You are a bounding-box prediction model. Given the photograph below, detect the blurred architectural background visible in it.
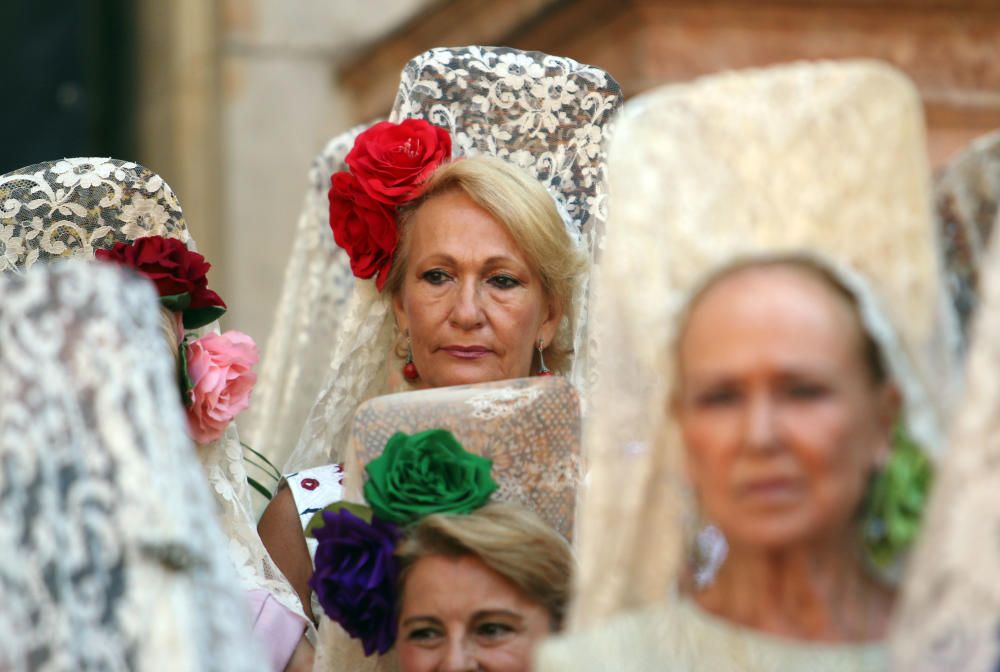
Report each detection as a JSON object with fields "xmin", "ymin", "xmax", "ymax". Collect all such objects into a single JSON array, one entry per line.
[{"xmin": 5, "ymin": 0, "xmax": 1000, "ymax": 352}]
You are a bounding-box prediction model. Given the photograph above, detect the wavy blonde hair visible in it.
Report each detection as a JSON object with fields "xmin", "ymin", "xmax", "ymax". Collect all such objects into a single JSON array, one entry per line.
[
  {"xmin": 395, "ymin": 502, "xmax": 574, "ymax": 630},
  {"xmin": 384, "ymin": 156, "xmax": 584, "ymax": 373}
]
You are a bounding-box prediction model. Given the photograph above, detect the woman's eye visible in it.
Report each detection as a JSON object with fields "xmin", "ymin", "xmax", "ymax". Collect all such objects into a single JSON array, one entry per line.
[
  {"xmin": 785, "ymin": 383, "xmax": 828, "ymax": 400},
  {"xmin": 695, "ymin": 389, "xmax": 740, "ymax": 407},
  {"xmin": 406, "ymin": 627, "xmax": 443, "ymax": 642},
  {"xmin": 488, "ymin": 274, "xmax": 521, "ymax": 289},
  {"xmin": 421, "ymin": 269, "xmax": 450, "ymax": 285},
  {"xmin": 475, "ymin": 622, "xmax": 516, "ymax": 639}
]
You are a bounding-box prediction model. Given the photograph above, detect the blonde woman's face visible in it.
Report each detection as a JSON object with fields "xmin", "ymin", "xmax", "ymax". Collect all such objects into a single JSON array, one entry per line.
[
  {"xmin": 674, "ymin": 266, "xmax": 896, "ymax": 551},
  {"xmin": 392, "ymin": 191, "xmax": 560, "ymax": 388},
  {"xmin": 397, "ymin": 554, "xmax": 551, "ymax": 672}
]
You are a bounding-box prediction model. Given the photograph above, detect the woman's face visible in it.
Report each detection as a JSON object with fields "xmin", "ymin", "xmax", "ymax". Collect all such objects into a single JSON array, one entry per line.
[
  {"xmin": 397, "ymin": 554, "xmax": 552, "ymax": 672},
  {"xmin": 392, "ymin": 190, "xmax": 560, "ymax": 389},
  {"xmin": 675, "ymin": 265, "xmax": 897, "ymax": 551}
]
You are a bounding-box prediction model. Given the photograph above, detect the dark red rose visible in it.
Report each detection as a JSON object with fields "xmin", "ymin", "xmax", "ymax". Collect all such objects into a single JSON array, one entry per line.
[
  {"xmin": 95, "ymin": 235, "xmax": 226, "ymax": 328},
  {"xmin": 328, "ymin": 172, "xmax": 398, "ymax": 291},
  {"xmin": 345, "ymin": 119, "xmax": 452, "ymax": 205}
]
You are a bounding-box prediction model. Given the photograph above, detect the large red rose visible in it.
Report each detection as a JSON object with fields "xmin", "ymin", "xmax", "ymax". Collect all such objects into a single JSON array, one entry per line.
[
  {"xmin": 328, "ymin": 172, "xmax": 398, "ymax": 290},
  {"xmin": 345, "ymin": 119, "xmax": 452, "ymax": 205},
  {"xmin": 96, "ymin": 235, "xmax": 226, "ymax": 328}
]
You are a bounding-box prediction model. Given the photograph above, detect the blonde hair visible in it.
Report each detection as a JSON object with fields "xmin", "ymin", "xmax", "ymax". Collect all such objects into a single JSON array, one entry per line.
[
  {"xmin": 395, "ymin": 502, "xmax": 574, "ymax": 631},
  {"xmin": 158, "ymin": 306, "xmax": 181, "ymax": 362},
  {"xmin": 384, "ymin": 156, "xmax": 584, "ymax": 373}
]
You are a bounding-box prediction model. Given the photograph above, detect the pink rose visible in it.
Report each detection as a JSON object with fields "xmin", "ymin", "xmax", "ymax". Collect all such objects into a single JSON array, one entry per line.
[{"xmin": 184, "ymin": 331, "xmax": 258, "ymax": 445}]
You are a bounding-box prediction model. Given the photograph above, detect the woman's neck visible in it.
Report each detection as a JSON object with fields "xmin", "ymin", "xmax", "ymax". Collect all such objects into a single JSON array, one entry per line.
[{"xmin": 692, "ymin": 533, "xmax": 894, "ymax": 643}]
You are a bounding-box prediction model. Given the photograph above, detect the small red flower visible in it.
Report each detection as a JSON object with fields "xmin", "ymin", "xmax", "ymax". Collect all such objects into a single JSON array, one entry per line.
[
  {"xmin": 302, "ymin": 478, "xmax": 320, "ymax": 491},
  {"xmin": 96, "ymin": 235, "xmax": 226, "ymax": 328}
]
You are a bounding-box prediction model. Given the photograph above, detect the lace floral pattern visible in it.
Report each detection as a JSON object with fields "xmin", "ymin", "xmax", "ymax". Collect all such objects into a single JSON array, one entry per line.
[
  {"xmin": 284, "ymin": 46, "xmax": 622, "ymax": 474},
  {"xmin": 935, "ymin": 130, "xmax": 1000, "ymax": 339},
  {"xmin": 0, "ymin": 261, "xmax": 265, "ymax": 671},
  {"xmin": 0, "ymin": 158, "xmax": 189, "ymax": 271},
  {"xmin": 892, "ymin": 211, "xmax": 1000, "ymax": 671},
  {"xmin": 0, "ymin": 158, "xmax": 307, "ymax": 631},
  {"xmin": 349, "ymin": 377, "xmax": 581, "ymax": 539},
  {"xmin": 245, "ymin": 123, "xmax": 374, "ymax": 470}
]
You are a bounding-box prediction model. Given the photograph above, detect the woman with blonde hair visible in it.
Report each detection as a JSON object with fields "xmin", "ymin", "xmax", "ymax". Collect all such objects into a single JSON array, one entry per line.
[
  {"xmin": 258, "ymin": 46, "xmax": 622, "ymax": 622},
  {"xmin": 395, "ymin": 503, "xmax": 573, "ymax": 671}
]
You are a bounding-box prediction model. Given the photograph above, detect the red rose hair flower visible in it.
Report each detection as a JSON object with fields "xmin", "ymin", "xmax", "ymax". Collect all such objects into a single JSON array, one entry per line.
[
  {"xmin": 328, "ymin": 172, "xmax": 399, "ymax": 291},
  {"xmin": 346, "ymin": 119, "xmax": 452, "ymax": 205},
  {"xmin": 329, "ymin": 119, "xmax": 452, "ymax": 291},
  {"xmin": 96, "ymin": 235, "xmax": 226, "ymax": 328}
]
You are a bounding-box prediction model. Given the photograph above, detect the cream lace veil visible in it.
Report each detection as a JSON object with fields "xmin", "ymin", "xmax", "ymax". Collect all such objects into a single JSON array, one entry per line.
[
  {"xmin": 568, "ymin": 60, "xmax": 960, "ymax": 630},
  {"xmin": 892, "ymin": 134, "xmax": 1000, "ymax": 672},
  {"xmin": 0, "ymin": 260, "xmax": 265, "ymax": 671},
  {"xmin": 245, "ymin": 122, "xmax": 377, "ymax": 472},
  {"xmin": 283, "ymin": 46, "xmax": 623, "ymax": 474},
  {"xmin": 0, "ymin": 159, "xmax": 307, "ymax": 623},
  {"xmin": 935, "ymin": 129, "xmax": 1000, "ymax": 339}
]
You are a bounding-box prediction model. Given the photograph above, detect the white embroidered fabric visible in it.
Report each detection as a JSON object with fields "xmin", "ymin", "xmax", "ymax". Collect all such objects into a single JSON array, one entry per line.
[
  {"xmin": 0, "ymin": 261, "xmax": 266, "ymax": 672},
  {"xmin": 935, "ymin": 129, "xmax": 1000, "ymax": 339},
  {"xmin": 0, "ymin": 159, "xmax": 307, "ymax": 626},
  {"xmin": 283, "ymin": 45, "xmax": 623, "ymax": 475},
  {"xmin": 892, "ymin": 173, "xmax": 1000, "ymax": 672},
  {"xmin": 245, "ymin": 122, "xmax": 377, "ymax": 471},
  {"xmin": 568, "ymin": 61, "xmax": 960, "ymax": 631}
]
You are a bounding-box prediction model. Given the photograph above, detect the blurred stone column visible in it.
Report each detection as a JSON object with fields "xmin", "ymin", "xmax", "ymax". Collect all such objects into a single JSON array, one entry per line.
[{"xmin": 135, "ymin": 0, "xmax": 225, "ymax": 281}]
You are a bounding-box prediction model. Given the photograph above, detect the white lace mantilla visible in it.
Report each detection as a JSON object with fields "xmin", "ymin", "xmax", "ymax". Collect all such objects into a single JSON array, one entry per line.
[
  {"xmin": 0, "ymin": 158, "xmax": 307, "ymax": 629},
  {"xmin": 283, "ymin": 45, "xmax": 622, "ymax": 474},
  {"xmin": 245, "ymin": 123, "xmax": 375, "ymax": 471},
  {"xmin": 892, "ymin": 212, "xmax": 1000, "ymax": 672},
  {"xmin": 0, "ymin": 157, "xmax": 189, "ymax": 271},
  {"xmin": 570, "ymin": 61, "xmax": 960, "ymax": 631},
  {"xmin": 0, "ymin": 261, "xmax": 265, "ymax": 671}
]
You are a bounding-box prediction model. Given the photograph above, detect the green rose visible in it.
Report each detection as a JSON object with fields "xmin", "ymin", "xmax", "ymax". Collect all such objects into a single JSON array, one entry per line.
[{"xmin": 363, "ymin": 429, "xmax": 498, "ymax": 525}]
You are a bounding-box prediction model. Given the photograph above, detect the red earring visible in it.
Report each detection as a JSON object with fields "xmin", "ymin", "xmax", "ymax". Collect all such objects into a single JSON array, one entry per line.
[
  {"xmin": 403, "ymin": 333, "xmax": 419, "ymax": 381},
  {"xmin": 536, "ymin": 339, "xmax": 553, "ymax": 377}
]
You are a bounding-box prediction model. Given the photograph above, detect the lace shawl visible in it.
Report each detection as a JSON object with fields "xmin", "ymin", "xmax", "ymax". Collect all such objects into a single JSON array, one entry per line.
[
  {"xmin": 568, "ymin": 60, "xmax": 960, "ymax": 630},
  {"xmin": 0, "ymin": 261, "xmax": 265, "ymax": 672},
  {"xmin": 0, "ymin": 158, "xmax": 306, "ymax": 625},
  {"xmin": 244, "ymin": 122, "xmax": 376, "ymax": 471},
  {"xmin": 935, "ymin": 129, "xmax": 1000, "ymax": 339},
  {"xmin": 892, "ymin": 135, "xmax": 1000, "ymax": 672}
]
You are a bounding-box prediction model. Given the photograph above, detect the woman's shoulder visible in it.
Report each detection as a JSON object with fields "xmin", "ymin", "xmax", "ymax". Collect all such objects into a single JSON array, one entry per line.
[{"xmin": 536, "ymin": 600, "xmax": 889, "ymax": 672}]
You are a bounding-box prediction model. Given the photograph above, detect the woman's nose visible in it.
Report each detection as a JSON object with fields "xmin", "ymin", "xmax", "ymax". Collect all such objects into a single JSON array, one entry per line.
[
  {"xmin": 438, "ymin": 637, "xmax": 478, "ymax": 672},
  {"xmin": 743, "ymin": 393, "xmax": 779, "ymax": 453},
  {"xmin": 449, "ymin": 279, "xmax": 485, "ymax": 329}
]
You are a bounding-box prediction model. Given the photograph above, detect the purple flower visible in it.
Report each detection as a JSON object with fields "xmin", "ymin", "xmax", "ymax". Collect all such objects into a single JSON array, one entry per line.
[{"xmin": 308, "ymin": 507, "xmax": 400, "ymax": 655}]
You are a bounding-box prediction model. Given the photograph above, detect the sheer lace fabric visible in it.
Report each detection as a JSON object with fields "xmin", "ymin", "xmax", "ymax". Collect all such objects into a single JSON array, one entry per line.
[
  {"xmin": 0, "ymin": 157, "xmax": 189, "ymax": 271},
  {"xmin": 0, "ymin": 158, "xmax": 307, "ymax": 626},
  {"xmin": 0, "ymin": 261, "xmax": 265, "ymax": 672},
  {"xmin": 892, "ymin": 190, "xmax": 1000, "ymax": 671},
  {"xmin": 284, "ymin": 46, "xmax": 623, "ymax": 475},
  {"xmin": 569, "ymin": 61, "xmax": 958, "ymax": 631},
  {"xmin": 245, "ymin": 122, "xmax": 377, "ymax": 471},
  {"xmin": 348, "ymin": 377, "xmax": 581, "ymax": 538},
  {"xmin": 935, "ymin": 130, "xmax": 1000, "ymax": 338}
]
